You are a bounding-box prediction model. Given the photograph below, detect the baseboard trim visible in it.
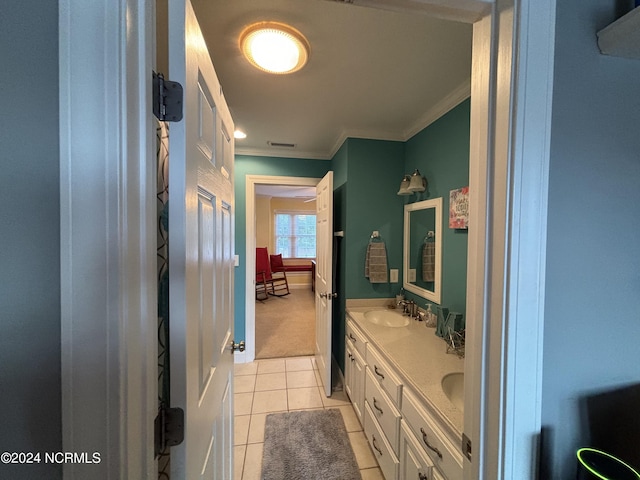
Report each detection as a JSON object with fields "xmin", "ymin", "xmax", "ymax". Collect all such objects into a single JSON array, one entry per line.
[{"xmin": 234, "ymin": 351, "xmax": 248, "ymax": 364}]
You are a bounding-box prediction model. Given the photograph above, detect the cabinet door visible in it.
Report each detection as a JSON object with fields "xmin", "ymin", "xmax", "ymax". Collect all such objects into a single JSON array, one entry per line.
[
  {"xmin": 345, "ymin": 338, "xmax": 355, "ymax": 402},
  {"xmin": 351, "ymin": 344, "xmax": 366, "ymax": 423},
  {"xmin": 400, "ymin": 421, "xmax": 433, "ymax": 480}
]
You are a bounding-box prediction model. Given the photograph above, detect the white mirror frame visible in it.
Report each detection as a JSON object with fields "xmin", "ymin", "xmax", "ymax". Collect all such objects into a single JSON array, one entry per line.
[{"xmin": 403, "ymin": 197, "xmax": 442, "ymax": 303}]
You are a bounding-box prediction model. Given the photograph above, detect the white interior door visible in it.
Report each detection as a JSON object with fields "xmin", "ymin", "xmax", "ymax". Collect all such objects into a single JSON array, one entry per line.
[
  {"xmin": 315, "ymin": 171, "xmax": 334, "ymax": 397},
  {"xmin": 168, "ymin": 1, "xmax": 235, "ymax": 478}
]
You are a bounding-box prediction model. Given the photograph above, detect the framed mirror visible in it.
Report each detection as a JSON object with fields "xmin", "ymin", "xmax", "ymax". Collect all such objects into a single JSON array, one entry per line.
[{"xmin": 403, "ymin": 197, "xmax": 442, "ymax": 303}]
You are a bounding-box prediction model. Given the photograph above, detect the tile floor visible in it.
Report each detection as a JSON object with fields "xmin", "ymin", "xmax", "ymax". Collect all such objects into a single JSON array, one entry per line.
[{"xmin": 234, "ymin": 356, "xmax": 384, "ymax": 480}]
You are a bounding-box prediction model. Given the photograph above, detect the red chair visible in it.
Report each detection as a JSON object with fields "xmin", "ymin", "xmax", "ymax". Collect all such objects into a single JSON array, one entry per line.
[{"xmin": 255, "ymin": 247, "xmax": 290, "ymax": 300}]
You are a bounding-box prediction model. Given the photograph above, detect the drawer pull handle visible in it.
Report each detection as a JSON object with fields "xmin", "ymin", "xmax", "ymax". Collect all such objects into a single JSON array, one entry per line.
[
  {"xmin": 419, "ymin": 474, "xmax": 428, "ymax": 480},
  {"xmin": 348, "ymin": 353, "xmax": 353, "ymax": 359},
  {"xmin": 374, "ymin": 365, "xmax": 385, "ymax": 380},
  {"xmin": 349, "ymin": 333, "xmax": 357, "ymax": 342},
  {"xmin": 373, "ymin": 397, "xmax": 384, "ymax": 415},
  {"xmin": 420, "ymin": 427, "xmax": 443, "ymax": 459},
  {"xmin": 372, "ymin": 435, "xmax": 383, "ymax": 456}
]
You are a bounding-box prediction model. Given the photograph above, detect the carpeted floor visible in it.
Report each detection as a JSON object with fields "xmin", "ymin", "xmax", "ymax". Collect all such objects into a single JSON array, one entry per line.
[
  {"xmin": 255, "ymin": 288, "xmax": 316, "ymax": 359},
  {"xmin": 261, "ymin": 409, "xmax": 361, "ymax": 480}
]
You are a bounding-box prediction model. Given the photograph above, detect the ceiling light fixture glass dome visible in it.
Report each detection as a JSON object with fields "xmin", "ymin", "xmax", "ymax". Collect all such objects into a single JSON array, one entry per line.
[{"xmin": 240, "ymin": 22, "xmax": 310, "ymax": 74}]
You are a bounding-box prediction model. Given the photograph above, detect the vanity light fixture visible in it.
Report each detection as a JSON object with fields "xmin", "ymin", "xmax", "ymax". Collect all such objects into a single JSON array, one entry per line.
[
  {"xmin": 239, "ymin": 22, "xmax": 310, "ymax": 74},
  {"xmin": 407, "ymin": 169, "xmax": 427, "ymax": 193},
  {"xmin": 397, "ymin": 175, "xmax": 412, "ymax": 195}
]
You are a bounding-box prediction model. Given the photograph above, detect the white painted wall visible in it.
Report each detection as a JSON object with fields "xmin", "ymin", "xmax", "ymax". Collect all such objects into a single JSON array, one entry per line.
[{"xmin": 542, "ymin": 0, "xmax": 640, "ymax": 477}]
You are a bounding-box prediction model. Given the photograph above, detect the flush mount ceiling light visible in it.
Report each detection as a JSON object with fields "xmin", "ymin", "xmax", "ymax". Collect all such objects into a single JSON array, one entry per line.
[{"xmin": 240, "ymin": 22, "xmax": 310, "ymax": 74}]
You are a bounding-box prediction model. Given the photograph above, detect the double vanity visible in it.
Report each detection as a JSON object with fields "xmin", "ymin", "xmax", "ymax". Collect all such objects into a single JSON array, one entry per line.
[{"xmin": 344, "ymin": 300, "xmax": 464, "ymax": 480}]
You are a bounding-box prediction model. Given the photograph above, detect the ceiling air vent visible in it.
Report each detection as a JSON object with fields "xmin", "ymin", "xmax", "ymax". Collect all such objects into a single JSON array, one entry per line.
[{"xmin": 267, "ymin": 141, "xmax": 296, "ymax": 149}]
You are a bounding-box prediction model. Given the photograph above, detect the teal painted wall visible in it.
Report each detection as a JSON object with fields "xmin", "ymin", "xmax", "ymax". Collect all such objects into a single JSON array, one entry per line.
[
  {"xmin": 331, "ymin": 138, "xmax": 405, "ymax": 371},
  {"xmin": 0, "ymin": 2, "xmax": 62, "ymax": 479},
  {"xmin": 234, "ymin": 155, "xmax": 331, "ymax": 340},
  {"xmin": 404, "ymin": 99, "xmax": 470, "ymax": 319},
  {"xmin": 331, "ymin": 142, "xmax": 349, "ymax": 368},
  {"xmin": 234, "ymin": 103, "xmax": 470, "ymax": 373}
]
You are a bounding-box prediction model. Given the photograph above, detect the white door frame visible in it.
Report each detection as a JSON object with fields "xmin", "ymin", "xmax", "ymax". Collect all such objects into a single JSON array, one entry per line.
[
  {"xmin": 60, "ymin": 0, "xmax": 555, "ymax": 478},
  {"xmin": 59, "ymin": 0, "xmax": 156, "ymax": 478},
  {"xmin": 243, "ymin": 175, "xmax": 322, "ymax": 363}
]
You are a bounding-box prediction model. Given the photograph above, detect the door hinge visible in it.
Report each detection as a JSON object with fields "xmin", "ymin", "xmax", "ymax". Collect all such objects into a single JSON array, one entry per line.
[
  {"xmin": 153, "ymin": 71, "xmax": 183, "ymax": 122},
  {"xmin": 154, "ymin": 406, "xmax": 185, "ymax": 458},
  {"xmin": 231, "ymin": 340, "xmax": 246, "ymax": 354},
  {"xmin": 462, "ymin": 432, "xmax": 472, "ymax": 461}
]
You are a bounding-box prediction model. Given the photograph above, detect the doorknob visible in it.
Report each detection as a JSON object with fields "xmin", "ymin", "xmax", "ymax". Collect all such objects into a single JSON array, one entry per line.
[
  {"xmin": 230, "ymin": 340, "xmax": 245, "ymax": 354},
  {"xmin": 319, "ymin": 292, "xmax": 337, "ymax": 299}
]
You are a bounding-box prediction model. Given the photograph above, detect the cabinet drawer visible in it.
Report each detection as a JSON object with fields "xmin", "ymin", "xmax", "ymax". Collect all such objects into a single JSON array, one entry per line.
[
  {"xmin": 400, "ymin": 420, "xmax": 434, "ymax": 480},
  {"xmin": 364, "ymin": 402, "xmax": 399, "ymax": 480},
  {"xmin": 366, "ymin": 345, "xmax": 403, "ymax": 407},
  {"xmin": 346, "ymin": 319, "xmax": 367, "ymax": 358},
  {"xmin": 365, "ymin": 367, "xmax": 401, "ymax": 454},
  {"xmin": 402, "ymin": 389, "xmax": 463, "ymax": 480}
]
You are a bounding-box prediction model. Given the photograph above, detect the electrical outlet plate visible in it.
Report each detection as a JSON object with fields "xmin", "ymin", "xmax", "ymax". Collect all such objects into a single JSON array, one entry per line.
[{"xmin": 390, "ymin": 269, "xmax": 398, "ymax": 283}]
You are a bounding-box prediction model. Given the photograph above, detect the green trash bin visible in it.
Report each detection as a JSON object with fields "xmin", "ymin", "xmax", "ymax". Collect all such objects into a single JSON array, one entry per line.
[{"xmin": 577, "ymin": 448, "xmax": 640, "ymax": 480}]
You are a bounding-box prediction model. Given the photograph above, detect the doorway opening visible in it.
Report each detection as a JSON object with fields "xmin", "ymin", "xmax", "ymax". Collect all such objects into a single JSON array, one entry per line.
[
  {"xmin": 245, "ymin": 175, "xmax": 323, "ymax": 363},
  {"xmin": 254, "ymin": 184, "xmax": 317, "ymax": 359}
]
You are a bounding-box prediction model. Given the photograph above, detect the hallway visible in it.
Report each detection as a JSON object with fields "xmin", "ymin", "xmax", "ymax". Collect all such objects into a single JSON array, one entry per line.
[{"xmin": 234, "ymin": 356, "xmax": 384, "ymax": 479}]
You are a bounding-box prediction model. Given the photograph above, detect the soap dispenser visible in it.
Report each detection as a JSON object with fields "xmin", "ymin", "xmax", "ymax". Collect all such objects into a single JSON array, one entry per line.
[{"xmin": 425, "ymin": 304, "xmax": 436, "ymax": 328}]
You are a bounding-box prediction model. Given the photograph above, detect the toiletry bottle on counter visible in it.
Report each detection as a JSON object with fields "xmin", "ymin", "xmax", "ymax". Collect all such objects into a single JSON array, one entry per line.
[
  {"xmin": 395, "ymin": 288, "xmax": 405, "ymax": 305},
  {"xmin": 425, "ymin": 304, "xmax": 436, "ymax": 327}
]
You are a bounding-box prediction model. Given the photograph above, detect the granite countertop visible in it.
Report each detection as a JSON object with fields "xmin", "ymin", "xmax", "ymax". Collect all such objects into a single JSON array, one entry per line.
[{"xmin": 346, "ymin": 298, "xmax": 465, "ymax": 440}]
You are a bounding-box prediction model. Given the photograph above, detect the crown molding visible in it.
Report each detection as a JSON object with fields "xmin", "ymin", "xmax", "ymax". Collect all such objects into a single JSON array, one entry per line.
[{"xmin": 402, "ymin": 79, "xmax": 471, "ymax": 141}]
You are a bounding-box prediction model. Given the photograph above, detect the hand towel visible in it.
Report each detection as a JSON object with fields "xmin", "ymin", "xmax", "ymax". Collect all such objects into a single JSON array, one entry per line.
[
  {"xmin": 365, "ymin": 242, "xmax": 388, "ymax": 283},
  {"xmin": 422, "ymin": 242, "xmax": 435, "ymax": 282}
]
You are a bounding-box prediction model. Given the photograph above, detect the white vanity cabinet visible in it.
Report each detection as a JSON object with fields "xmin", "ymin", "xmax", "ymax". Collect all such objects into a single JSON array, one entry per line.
[
  {"xmin": 399, "ymin": 421, "xmax": 434, "ymax": 480},
  {"xmin": 345, "ymin": 311, "xmax": 464, "ymax": 480},
  {"xmin": 402, "ymin": 389, "xmax": 463, "ymax": 480},
  {"xmin": 345, "ymin": 320, "xmax": 367, "ymax": 424}
]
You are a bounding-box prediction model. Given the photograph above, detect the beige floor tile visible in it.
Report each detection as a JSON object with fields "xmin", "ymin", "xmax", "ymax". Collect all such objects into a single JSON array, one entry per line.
[
  {"xmin": 360, "ymin": 467, "xmax": 385, "ymax": 480},
  {"xmin": 286, "ymin": 370, "xmax": 317, "ymax": 388},
  {"xmin": 234, "ymin": 375, "xmax": 256, "ymax": 394},
  {"xmin": 257, "ymin": 358, "xmax": 286, "ymax": 374},
  {"xmin": 234, "ymin": 415, "xmax": 250, "ymax": 446},
  {"xmin": 234, "ymin": 393, "xmax": 253, "ymax": 416},
  {"xmin": 241, "ymin": 443, "xmax": 264, "ymax": 480},
  {"xmin": 287, "ymin": 386, "xmax": 324, "ymax": 410},
  {"xmin": 252, "ymin": 389, "xmax": 288, "ymax": 414},
  {"xmin": 235, "ymin": 362, "xmax": 258, "ymax": 376},
  {"xmin": 254, "ymin": 372, "xmax": 286, "ymax": 391},
  {"xmin": 349, "ymin": 431, "xmax": 378, "ymax": 469},
  {"xmin": 233, "ymin": 445, "xmax": 246, "ymax": 480},
  {"xmin": 247, "ymin": 413, "xmax": 267, "ymax": 444},
  {"xmin": 336, "ymin": 404, "xmax": 363, "ymax": 432},
  {"xmin": 313, "ymin": 368, "xmax": 323, "ymax": 385},
  {"xmin": 320, "ymin": 387, "xmax": 352, "ymax": 407},
  {"xmin": 285, "ymin": 357, "xmax": 314, "ymax": 371}
]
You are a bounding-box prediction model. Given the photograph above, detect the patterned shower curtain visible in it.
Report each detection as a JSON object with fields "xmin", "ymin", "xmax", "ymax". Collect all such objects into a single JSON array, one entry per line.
[{"xmin": 156, "ymin": 120, "xmax": 170, "ymax": 479}]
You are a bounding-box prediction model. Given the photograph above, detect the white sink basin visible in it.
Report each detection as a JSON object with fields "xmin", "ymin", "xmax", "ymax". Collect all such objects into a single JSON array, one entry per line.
[
  {"xmin": 441, "ymin": 372, "xmax": 464, "ymax": 412},
  {"xmin": 363, "ymin": 309, "xmax": 410, "ymax": 328}
]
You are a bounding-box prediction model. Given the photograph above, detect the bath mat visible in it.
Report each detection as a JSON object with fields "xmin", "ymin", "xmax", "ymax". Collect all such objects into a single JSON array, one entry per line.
[{"xmin": 261, "ymin": 409, "xmax": 362, "ymax": 480}]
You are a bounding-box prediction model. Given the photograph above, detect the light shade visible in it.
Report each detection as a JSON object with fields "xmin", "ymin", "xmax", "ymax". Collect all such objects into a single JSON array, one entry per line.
[
  {"xmin": 407, "ymin": 169, "xmax": 427, "ymax": 193},
  {"xmin": 240, "ymin": 22, "xmax": 310, "ymax": 74},
  {"xmin": 397, "ymin": 175, "xmax": 412, "ymax": 195}
]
